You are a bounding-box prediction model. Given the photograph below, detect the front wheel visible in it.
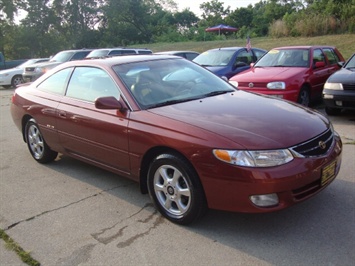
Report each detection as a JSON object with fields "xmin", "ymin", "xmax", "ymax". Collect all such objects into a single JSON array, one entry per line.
[
  {"xmin": 11, "ymin": 75, "xmax": 24, "ymax": 87},
  {"xmin": 25, "ymin": 119, "xmax": 58, "ymax": 163},
  {"xmin": 147, "ymin": 153, "xmax": 207, "ymax": 225},
  {"xmin": 297, "ymin": 87, "xmax": 310, "ymax": 106}
]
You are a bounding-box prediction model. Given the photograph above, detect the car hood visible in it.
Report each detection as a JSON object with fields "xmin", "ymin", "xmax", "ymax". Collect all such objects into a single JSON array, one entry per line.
[
  {"xmin": 0, "ymin": 67, "xmax": 23, "ymax": 74},
  {"xmin": 231, "ymin": 66, "xmax": 306, "ymax": 81},
  {"xmin": 205, "ymin": 66, "xmax": 229, "ymax": 75},
  {"xmin": 26, "ymin": 61, "xmax": 61, "ymax": 69},
  {"xmin": 327, "ymin": 68, "xmax": 355, "ymax": 83},
  {"xmin": 149, "ymin": 91, "xmax": 329, "ymax": 149}
]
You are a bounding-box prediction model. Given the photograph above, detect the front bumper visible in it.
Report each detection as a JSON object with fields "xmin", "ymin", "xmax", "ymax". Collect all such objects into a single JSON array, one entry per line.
[
  {"xmin": 323, "ymin": 89, "xmax": 355, "ymax": 110},
  {"xmin": 197, "ymin": 133, "xmax": 342, "ymax": 213}
]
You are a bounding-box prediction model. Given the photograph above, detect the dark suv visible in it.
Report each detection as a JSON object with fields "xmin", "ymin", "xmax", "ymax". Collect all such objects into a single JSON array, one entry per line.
[{"xmin": 23, "ymin": 49, "xmax": 92, "ymax": 82}]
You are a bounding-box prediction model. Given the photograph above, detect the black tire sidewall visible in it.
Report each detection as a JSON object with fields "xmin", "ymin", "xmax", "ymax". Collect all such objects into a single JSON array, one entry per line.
[
  {"xmin": 147, "ymin": 153, "xmax": 206, "ymax": 225},
  {"xmin": 25, "ymin": 119, "xmax": 57, "ymax": 163}
]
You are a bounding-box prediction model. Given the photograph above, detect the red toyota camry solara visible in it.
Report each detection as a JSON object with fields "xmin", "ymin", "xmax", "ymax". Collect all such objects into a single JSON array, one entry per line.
[{"xmin": 11, "ymin": 55, "xmax": 342, "ymax": 225}]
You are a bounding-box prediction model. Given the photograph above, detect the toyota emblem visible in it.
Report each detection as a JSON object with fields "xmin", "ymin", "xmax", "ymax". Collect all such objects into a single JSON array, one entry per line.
[
  {"xmin": 319, "ymin": 141, "xmax": 326, "ymax": 150},
  {"xmin": 248, "ymin": 83, "xmax": 254, "ymax": 88}
]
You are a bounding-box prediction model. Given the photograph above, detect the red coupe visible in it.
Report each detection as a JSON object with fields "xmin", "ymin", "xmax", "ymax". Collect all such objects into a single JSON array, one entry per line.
[
  {"xmin": 229, "ymin": 46, "xmax": 345, "ymax": 106},
  {"xmin": 11, "ymin": 55, "xmax": 342, "ymax": 224}
]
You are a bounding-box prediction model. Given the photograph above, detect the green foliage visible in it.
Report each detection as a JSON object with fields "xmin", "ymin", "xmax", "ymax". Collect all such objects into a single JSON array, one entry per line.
[{"xmin": 0, "ymin": 0, "xmax": 354, "ymax": 59}]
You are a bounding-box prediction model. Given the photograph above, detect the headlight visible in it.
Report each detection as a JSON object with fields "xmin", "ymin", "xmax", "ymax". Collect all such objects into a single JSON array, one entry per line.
[
  {"xmin": 229, "ymin": 80, "xmax": 238, "ymax": 87},
  {"xmin": 34, "ymin": 67, "xmax": 46, "ymax": 73},
  {"xmin": 267, "ymin": 81, "xmax": 285, "ymax": 90},
  {"xmin": 213, "ymin": 149, "xmax": 293, "ymax": 167},
  {"xmin": 324, "ymin": 82, "xmax": 343, "ymax": 90}
]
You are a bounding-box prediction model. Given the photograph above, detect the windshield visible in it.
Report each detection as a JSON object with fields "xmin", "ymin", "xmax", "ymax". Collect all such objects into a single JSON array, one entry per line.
[
  {"xmin": 193, "ymin": 50, "xmax": 236, "ymax": 66},
  {"xmin": 86, "ymin": 50, "xmax": 109, "ymax": 58},
  {"xmin": 50, "ymin": 51, "xmax": 75, "ymax": 62},
  {"xmin": 114, "ymin": 58, "xmax": 235, "ymax": 109},
  {"xmin": 256, "ymin": 49, "xmax": 309, "ymax": 67},
  {"xmin": 344, "ymin": 54, "xmax": 355, "ymax": 69}
]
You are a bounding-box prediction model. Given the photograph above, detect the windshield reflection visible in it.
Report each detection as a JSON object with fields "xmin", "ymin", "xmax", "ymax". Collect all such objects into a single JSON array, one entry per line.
[{"xmin": 114, "ymin": 58, "xmax": 235, "ymax": 109}]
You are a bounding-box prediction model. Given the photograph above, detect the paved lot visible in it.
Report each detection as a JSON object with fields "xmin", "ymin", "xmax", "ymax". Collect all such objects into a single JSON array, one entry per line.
[{"xmin": 1, "ymin": 86, "xmax": 354, "ymax": 265}]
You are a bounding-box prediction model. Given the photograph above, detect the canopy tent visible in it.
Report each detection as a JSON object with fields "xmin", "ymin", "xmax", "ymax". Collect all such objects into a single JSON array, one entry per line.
[{"xmin": 205, "ymin": 24, "xmax": 238, "ymax": 35}]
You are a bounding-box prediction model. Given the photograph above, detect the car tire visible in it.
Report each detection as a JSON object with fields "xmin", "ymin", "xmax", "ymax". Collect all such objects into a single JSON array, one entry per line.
[
  {"xmin": 297, "ymin": 86, "xmax": 310, "ymax": 106},
  {"xmin": 25, "ymin": 119, "xmax": 58, "ymax": 163},
  {"xmin": 325, "ymin": 106, "xmax": 342, "ymax": 116},
  {"xmin": 147, "ymin": 153, "xmax": 207, "ymax": 225},
  {"xmin": 11, "ymin": 75, "xmax": 24, "ymax": 87}
]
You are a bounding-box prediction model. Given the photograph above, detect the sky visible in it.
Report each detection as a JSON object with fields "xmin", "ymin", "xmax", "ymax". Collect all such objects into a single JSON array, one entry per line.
[{"xmin": 176, "ymin": 0, "xmax": 261, "ymax": 16}]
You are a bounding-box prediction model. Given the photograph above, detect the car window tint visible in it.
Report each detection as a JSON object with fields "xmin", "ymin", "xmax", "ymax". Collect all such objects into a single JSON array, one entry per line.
[
  {"xmin": 185, "ymin": 53, "xmax": 199, "ymax": 60},
  {"xmin": 313, "ymin": 49, "xmax": 326, "ymax": 65},
  {"xmin": 37, "ymin": 67, "xmax": 72, "ymax": 95},
  {"xmin": 253, "ymin": 49, "xmax": 266, "ymax": 60},
  {"xmin": 323, "ymin": 48, "xmax": 339, "ymax": 65},
  {"xmin": 138, "ymin": 50, "xmax": 152, "ymax": 54},
  {"xmin": 66, "ymin": 67, "xmax": 119, "ymax": 102},
  {"xmin": 235, "ymin": 50, "xmax": 252, "ymax": 66},
  {"xmin": 70, "ymin": 51, "xmax": 90, "ymax": 61}
]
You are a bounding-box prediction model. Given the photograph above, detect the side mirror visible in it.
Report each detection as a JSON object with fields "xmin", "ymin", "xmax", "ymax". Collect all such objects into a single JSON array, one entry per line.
[
  {"xmin": 337, "ymin": 61, "xmax": 345, "ymax": 67},
  {"xmin": 95, "ymin": 96, "xmax": 127, "ymax": 112}
]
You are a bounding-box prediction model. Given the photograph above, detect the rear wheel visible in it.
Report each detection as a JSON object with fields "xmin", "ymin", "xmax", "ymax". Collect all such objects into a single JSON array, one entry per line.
[
  {"xmin": 147, "ymin": 153, "xmax": 207, "ymax": 225},
  {"xmin": 297, "ymin": 86, "xmax": 310, "ymax": 106},
  {"xmin": 11, "ymin": 75, "xmax": 24, "ymax": 87},
  {"xmin": 25, "ymin": 119, "xmax": 58, "ymax": 163}
]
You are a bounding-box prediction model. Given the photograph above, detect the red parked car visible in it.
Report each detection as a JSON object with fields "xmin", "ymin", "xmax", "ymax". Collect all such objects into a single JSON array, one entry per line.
[
  {"xmin": 11, "ymin": 55, "xmax": 342, "ymax": 224},
  {"xmin": 229, "ymin": 46, "xmax": 345, "ymax": 106}
]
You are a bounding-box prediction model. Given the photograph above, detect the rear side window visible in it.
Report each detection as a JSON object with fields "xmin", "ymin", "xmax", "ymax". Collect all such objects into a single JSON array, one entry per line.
[
  {"xmin": 37, "ymin": 67, "xmax": 73, "ymax": 95},
  {"xmin": 71, "ymin": 51, "xmax": 91, "ymax": 61},
  {"xmin": 66, "ymin": 67, "xmax": 119, "ymax": 102},
  {"xmin": 323, "ymin": 48, "xmax": 339, "ymax": 65},
  {"xmin": 138, "ymin": 50, "xmax": 152, "ymax": 54}
]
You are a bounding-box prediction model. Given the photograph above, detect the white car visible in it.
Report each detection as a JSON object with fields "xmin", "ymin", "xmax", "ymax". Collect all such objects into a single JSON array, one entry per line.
[{"xmin": 0, "ymin": 58, "xmax": 49, "ymax": 88}]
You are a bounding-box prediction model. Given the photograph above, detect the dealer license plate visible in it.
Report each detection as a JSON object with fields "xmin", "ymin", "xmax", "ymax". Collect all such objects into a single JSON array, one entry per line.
[{"xmin": 321, "ymin": 160, "xmax": 336, "ymax": 186}]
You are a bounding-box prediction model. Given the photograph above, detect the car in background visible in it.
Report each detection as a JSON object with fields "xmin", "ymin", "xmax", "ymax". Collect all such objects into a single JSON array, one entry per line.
[
  {"xmin": 154, "ymin": 51, "xmax": 200, "ymax": 60},
  {"xmin": 11, "ymin": 55, "xmax": 342, "ymax": 225},
  {"xmin": 229, "ymin": 46, "xmax": 345, "ymax": 106},
  {"xmin": 22, "ymin": 49, "xmax": 92, "ymax": 82},
  {"xmin": 323, "ymin": 53, "xmax": 355, "ymax": 115},
  {"xmin": 0, "ymin": 58, "xmax": 49, "ymax": 88},
  {"xmin": 86, "ymin": 48, "xmax": 152, "ymax": 59},
  {"xmin": 193, "ymin": 47, "xmax": 266, "ymax": 79}
]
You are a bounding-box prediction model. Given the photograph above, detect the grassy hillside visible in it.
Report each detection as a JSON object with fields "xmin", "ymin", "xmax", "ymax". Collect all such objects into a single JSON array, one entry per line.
[{"xmin": 138, "ymin": 34, "xmax": 355, "ymax": 60}]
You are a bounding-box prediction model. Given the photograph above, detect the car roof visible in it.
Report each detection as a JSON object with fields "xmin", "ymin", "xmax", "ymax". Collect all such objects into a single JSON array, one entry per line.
[
  {"xmin": 155, "ymin": 51, "xmax": 199, "ymax": 54},
  {"xmin": 59, "ymin": 54, "xmax": 180, "ymax": 68},
  {"xmin": 271, "ymin": 46, "xmax": 337, "ymax": 50}
]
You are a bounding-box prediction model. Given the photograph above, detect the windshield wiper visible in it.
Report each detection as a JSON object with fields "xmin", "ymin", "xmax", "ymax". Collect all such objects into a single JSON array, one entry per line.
[
  {"xmin": 148, "ymin": 98, "xmax": 197, "ymax": 108},
  {"xmin": 203, "ymin": 90, "xmax": 233, "ymax": 98}
]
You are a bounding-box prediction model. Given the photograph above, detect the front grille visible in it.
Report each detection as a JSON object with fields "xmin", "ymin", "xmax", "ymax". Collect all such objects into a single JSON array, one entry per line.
[
  {"xmin": 290, "ymin": 128, "xmax": 333, "ymax": 157},
  {"xmin": 25, "ymin": 67, "xmax": 35, "ymax": 72},
  {"xmin": 343, "ymin": 84, "xmax": 355, "ymax": 90},
  {"xmin": 237, "ymin": 82, "xmax": 267, "ymax": 88}
]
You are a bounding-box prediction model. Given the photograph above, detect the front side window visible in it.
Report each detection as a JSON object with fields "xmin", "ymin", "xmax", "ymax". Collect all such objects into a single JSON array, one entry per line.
[
  {"xmin": 235, "ymin": 50, "xmax": 253, "ymax": 66},
  {"xmin": 37, "ymin": 67, "xmax": 72, "ymax": 95},
  {"xmin": 313, "ymin": 49, "xmax": 326, "ymax": 66},
  {"xmin": 66, "ymin": 67, "xmax": 119, "ymax": 102},
  {"xmin": 323, "ymin": 48, "xmax": 339, "ymax": 65}
]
